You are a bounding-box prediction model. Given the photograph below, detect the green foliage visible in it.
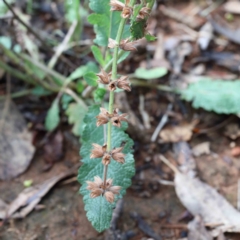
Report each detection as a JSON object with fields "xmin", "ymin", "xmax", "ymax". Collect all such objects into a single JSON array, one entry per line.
[
  {"xmin": 145, "ymin": 33, "xmax": 157, "ymax": 42},
  {"xmin": 181, "ymin": 79, "xmax": 240, "ymax": 114},
  {"xmin": 93, "ymin": 88, "xmax": 106, "ymax": 103},
  {"xmin": 68, "ymin": 62, "xmax": 98, "ymax": 81},
  {"xmin": 130, "ymin": 19, "xmax": 146, "ymax": 40},
  {"xmin": 31, "ymin": 86, "xmax": 51, "ymax": 96},
  {"xmin": 83, "ymin": 72, "xmax": 98, "ymax": 87},
  {"xmin": 135, "ymin": 67, "xmax": 168, "ymax": 80},
  {"xmin": 66, "ymin": 103, "xmax": 88, "ymax": 136},
  {"xmin": 45, "ymin": 99, "xmax": 60, "ymax": 131},
  {"xmin": 78, "ymin": 105, "xmax": 135, "ymax": 232},
  {"xmin": 91, "ymin": 45, "xmax": 105, "ymax": 66},
  {"xmin": 64, "ymin": 0, "xmax": 80, "ymax": 23},
  {"xmin": 88, "ymin": 0, "xmax": 130, "ymax": 46}
]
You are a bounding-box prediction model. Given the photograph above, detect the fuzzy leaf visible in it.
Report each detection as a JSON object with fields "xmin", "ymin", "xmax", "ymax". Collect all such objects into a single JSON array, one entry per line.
[
  {"xmin": 130, "ymin": 19, "xmax": 146, "ymax": 40},
  {"xmin": 83, "ymin": 72, "xmax": 98, "ymax": 87},
  {"xmin": 135, "ymin": 67, "xmax": 168, "ymax": 80},
  {"xmin": 181, "ymin": 79, "xmax": 240, "ymax": 114},
  {"xmin": 93, "ymin": 88, "xmax": 106, "ymax": 103},
  {"xmin": 91, "ymin": 45, "xmax": 105, "ymax": 66},
  {"xmin": 78, "ymin": 105, "xmax": 135, "ymax": 232},
  {"xmin": 88, "ymin": 0, "xmax": 130, "ymax": 46},
  {"xmin": 45, "ymin": 99, "xmax": 60, "ymax": 131},
  {"xmin": 65, "ymin": 103, "xmax": 88, "ymax": 136}
]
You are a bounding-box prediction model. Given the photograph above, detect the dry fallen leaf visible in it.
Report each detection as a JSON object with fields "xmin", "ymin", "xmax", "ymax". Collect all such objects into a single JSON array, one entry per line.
[
  {"xmin": 188, "ymin": 215, "xmax": 213, "ymax": 240},
  {"xmin": 192, "ymin": 142, "xmax": 210, "ymax": 157},
  {"xmin": 161, "ymin": 142, "xmax": 240, "ymax": 236},
  {"xmin": 0, "ymin": 198, "xmax": 8, "ymax": 219},
  {"xmin": 231, "ymin": 146, "xmax": 240, "ymax": 157},
  {"xmin": 0, "ymin": 101, "xmax": 35, "ymax": 180},
  {"xmin": 224, "ymin": 1, "xmax": 240, "ymax": 15},
  {"xmin": 198, "ymin": 22, "xmax": 213, "ymax": 50},
  {"xmin": 2, "ymin": 167, "xmax": 77, "ymax": 219},
  {"xmin": 159, "ymin": 120, "xmax": 198, "ymax": 143}
]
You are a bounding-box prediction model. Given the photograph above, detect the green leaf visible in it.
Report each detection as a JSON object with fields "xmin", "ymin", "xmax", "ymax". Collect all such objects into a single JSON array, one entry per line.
[
  {"xmin": 61, "ymin": 94, "xmax": 73, "ymax": 110},
  {"xmin": 93, "ymin": 88, "xmax": 106, "ymax": 103},
  {"xmin": 135, "ymin": 67, "xmax": 168, "ymax": 80},
  {"xmin": 130, "ymin": 19, "xmax": 146, "ymax": 40},
  {"xmin": 91, "ymin": 45, "xmax": 105, "ymax": 66},
  {"xmin": 83, "ymin": 72, "xmax": 98, "ymax": 87},
  {"xmin": 0, "ymin": 36, "xmax": 11, "ymax": 49},
  {"xmin": 66, "ymin": 103, "xmax": 88, "ymax": 136},
  {"xmin": 88, "ymin": 0, "xmax": 130, "ymax": 46},
  {"xmin": 78, "ymin": 105, "xmax": 135, "ymax": 232},
  {"xmin": 145, "ymin": 33, "xmax": 157, "ymax": 42},
  {"xmin": 181, "ymin": 79, "xmax": 240, "ymax": 114},
  {"xmin": 31, "ymin": 86, "xmax": 51, "ymax": 96},
  {"xmin": 45, "ymin": 99, "xmax": 60, "ymax": 131},
  {"xmin": 64, "ymin": 0, "xmax": 80, "ymax": 23},
  {"xmin": 69, "ymin": 62, "xmax": 99, "ymax": 81}
]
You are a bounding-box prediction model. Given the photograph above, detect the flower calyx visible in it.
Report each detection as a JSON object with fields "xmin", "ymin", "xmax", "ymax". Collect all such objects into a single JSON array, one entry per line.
[
  {"xmin": 86, "ymin": 176, "xmax": 121, "ymax": 203},
  {"xmin": 110, "ymin": 0, "xmax": 133, "ymax": 19},
  {"xmin": 96, "ymin": 108, "xmax": 128, "ymax": 128},
  {"xmin": 108, "ymin": 38, "xmax": 137, "ymax": 52},
  {"xmin": 111, "ymin": 108, "xmax": 128, "ymax": 128},
  {"xmin": 90, "ymin": 143, "xmax": 126, "ymax": 165},
  {"xmin": 96, "ymin": 69, "xmax": 111, "ymax": 85},
  {"xmin": 108, "ymin": 76, "xmax": 131, "ymax": 92},
  {"xmin": 96, "ymin": 108, "xmax": 111, "ymax": 127},
  {"xmin": 137, "ymin": 7, "xmax": 150, "ymax": 20}
]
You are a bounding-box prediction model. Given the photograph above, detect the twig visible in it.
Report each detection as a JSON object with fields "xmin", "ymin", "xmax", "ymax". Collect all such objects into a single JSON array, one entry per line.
[
  {"xmin": 3, "ymin": 0, "xmax": 50, "ymax": 50},
  {"xmin": 238, "ymin": 179, "xmax": 240, "ymax": 211},
  {"xmin": 158, "ymin": 179, "xmax": 175, "ymax": 186},
  {"xmin": 130, "ymin": 79, "xmax": 175, "ymax": 92},
  {"xmin": 151, "ymin": 104, "xmax": 172, "ymax": 142},
  {"xmin": 0, "ymin": 73, "xmax": 11, "ymax": 133},
  {"xmin": 159, "ymin": 154, "xmax": 180, "ymax": 174},
  {"xmin": 48, "ymin": 20, "xmax": 78, "ymax": 69},
  {"xmin": 139, "ymin": 95, "xmax": 151, "ymax": 129}
]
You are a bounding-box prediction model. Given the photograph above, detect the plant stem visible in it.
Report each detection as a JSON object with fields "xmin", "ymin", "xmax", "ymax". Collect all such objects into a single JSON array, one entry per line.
[{"xmin": 103, "ymin": 18, "xmax": 127, "ymax": 186}]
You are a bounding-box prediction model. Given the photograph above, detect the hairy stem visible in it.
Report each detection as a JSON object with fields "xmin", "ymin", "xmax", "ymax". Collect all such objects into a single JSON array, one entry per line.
[{"xmin": 103, "ymin": 17, "xmax": 127, "ymax": 186}]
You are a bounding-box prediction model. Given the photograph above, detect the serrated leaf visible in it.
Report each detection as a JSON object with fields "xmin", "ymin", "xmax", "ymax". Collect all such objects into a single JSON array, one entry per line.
[
  {"xmin": 130, "ymin": 19, "xmax": 146, "ymax": 40},
  {"xmin": 45, "ymin": 99, "xmax": 60, "ymax": 131},
  {"xmin": 66, "ymin": 103, "xmax": 88, "ymax": 136},
  {"xmin": 83, "ymin": 72, "xmax": 98, "ymax": 87},
  {"xmin": 135, "ymin": 67, "xmax": 168, "ymax": 80},
  {"xmin": 93, "ymin": 88, "xmax": 106, "ymax": 103},
  {"xmin": 91, "ymin": 45, "xmax": 105, "ymax": 66},
  {"xmin": 181, "ymin": 79, "xmax": 240, "ymax": 114},
  {"xmin": 78, "ymin": 105, "xmax": 135, "ymax": 232}
]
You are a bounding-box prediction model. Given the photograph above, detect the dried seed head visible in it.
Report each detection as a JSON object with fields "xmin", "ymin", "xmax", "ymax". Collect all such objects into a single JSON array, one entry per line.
[
  {"xmin": 86, "ymin": 176, "xmax": 104, "ymax": 198},
  {"xmin": 90, "ymin": 143, "xmax": 107, "ymax": 159},
  {"xmin": 137, "ymin": 7, "xmax": 150, "ymax": 20},
  {"xmin": 111, "ymin": 147, "xmax": 125, "ymax": 164},
  {"xmin": 96, "ymin": 108, "xmax": 110, "ymax": 127},
  {"xmin": 120, "ymin": 39, "xmax": 137, "ymax": 51},
  {"xmin": 111, "ymin": 113, "xmax": 128, "ymax": 128},
  {"xmin": 108, "ymin": 185, "xmax": 121, "ymax": 194},
  {"xmin": 110, "ymin": 0, "xmax": 124, "ymax": 11},
  {"xmin": 116, "ymin": 76, "xmax": 131, "ymax": 92},
  {"xmin": 108, "ymin": 38, "xmax": 118, "ymax": 49},
  {"xmin": 108, "ymin": 80, "xmax": 118, "ymax": 91},
  {"xmin": 102, "ymin": 153, "xmax": 111, "ymax": 165},
  {"xmin": 121, "ymin": 6, "xmax": 133, "ymax": 19},
  {"xmin": 96, "ymin": 69, "xmax": 111, "ymax": 85},
  {"xmin": 104, "ymin": 191, "xmax": 115, "ymax": 203}
]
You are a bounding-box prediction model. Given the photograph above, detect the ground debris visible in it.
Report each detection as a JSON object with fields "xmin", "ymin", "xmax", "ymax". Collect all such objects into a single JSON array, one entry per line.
[
  {"xmin": 0, "ymin": 100, "xmax": 35, "ymax": 180},
  {"xmin": 0, "ymin": 166, "xmax": 78, "ymax": 219}
]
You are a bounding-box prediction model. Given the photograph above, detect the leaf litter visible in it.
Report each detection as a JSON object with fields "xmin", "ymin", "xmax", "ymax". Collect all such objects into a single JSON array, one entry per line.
[
  {"xmin": 0, "ymin": 165, "xmax": 78, "ymax": 220},
  {"xmin": 160, "ymin": 142, "xmax": 240, "ymax": 237}
]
